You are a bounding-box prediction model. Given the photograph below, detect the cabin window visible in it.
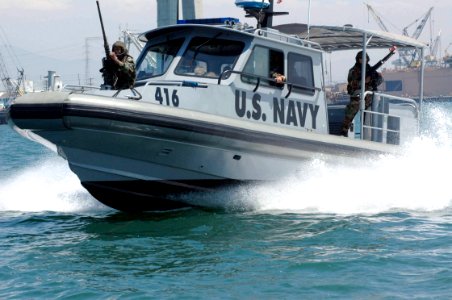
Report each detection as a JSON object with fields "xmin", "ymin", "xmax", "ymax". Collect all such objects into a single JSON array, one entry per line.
[
  {"xmin": 241, "ymin": 46, "xmax": 284, "ymax": 87},
  {"xmin": 136, "ymin": 38, "xmax": 185, "ymax": 80},
  {"xmin": 287, "ymin": 52, "xmax": 315, "ymax": 95},
  {"xmin": 175, "ymin": 36, "xmax": 244, "ymax": 78}
]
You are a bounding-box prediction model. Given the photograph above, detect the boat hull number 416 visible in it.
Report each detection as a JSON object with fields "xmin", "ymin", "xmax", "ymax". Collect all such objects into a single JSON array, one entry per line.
[
  {"xmin": 234, "ymin": 90, "xmax": 319, "ymax": 129},
  {"xmin": 153, "ymin": 87, "xmax": 319, "ymax": 129},
  {"xmin": 155, "ymin": 87, "xmax": 180, "ymax": 107}
]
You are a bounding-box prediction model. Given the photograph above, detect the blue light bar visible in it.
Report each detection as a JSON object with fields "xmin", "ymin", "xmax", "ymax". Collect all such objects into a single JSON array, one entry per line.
[{"xmin": 177, "ymin": 17, "xmax": 240, "ymax": 25}]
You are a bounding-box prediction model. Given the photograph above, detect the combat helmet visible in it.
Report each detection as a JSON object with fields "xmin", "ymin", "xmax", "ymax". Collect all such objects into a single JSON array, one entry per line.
[
  {"xmin": 112, "ymin": 41, "xmax": 128, "ymax": 56},
  {"xmin": 355, "ymin": 51, "xmax": 370, "ymax": 63}
]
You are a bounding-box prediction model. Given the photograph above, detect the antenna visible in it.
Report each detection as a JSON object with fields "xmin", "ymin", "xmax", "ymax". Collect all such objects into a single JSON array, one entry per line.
[{"xmin": 307, "ymin": 0, "xmax": 312, "ymax": 39}]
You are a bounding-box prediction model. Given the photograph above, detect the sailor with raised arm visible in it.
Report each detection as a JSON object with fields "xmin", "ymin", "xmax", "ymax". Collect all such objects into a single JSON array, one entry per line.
[{"xmin": 341, "ymin": 46, "xmax": 397, "ymax": 137}]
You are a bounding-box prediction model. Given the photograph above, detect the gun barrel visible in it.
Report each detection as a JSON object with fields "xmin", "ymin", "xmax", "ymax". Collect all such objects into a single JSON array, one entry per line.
[
  {"xmin": 96, "ymin": 0, "xmax": 110, "ymax": 57},
  {"xmin": 371, "ymin": 49, "xmax": 396, "ymax": 72}
]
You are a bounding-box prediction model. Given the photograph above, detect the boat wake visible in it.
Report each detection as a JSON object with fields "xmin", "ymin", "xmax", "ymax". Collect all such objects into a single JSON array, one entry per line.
[
  {"xmin": 1, "ymin": 136, "xmax": 450, "ymax": 215},
  {"xmin": 185, "ymin": 134, "xmax": 452, "ymax": 215},
  {"xmin": 0, "ymin": 156, "xmax": 110, "ymax": 213},
  {"xmin": 189, "ymin": 103, "xmax": 452, "ymax": 214},
  {"xmin": 258, "ymin": 138, "xmax": 451, "ymax": 214}
]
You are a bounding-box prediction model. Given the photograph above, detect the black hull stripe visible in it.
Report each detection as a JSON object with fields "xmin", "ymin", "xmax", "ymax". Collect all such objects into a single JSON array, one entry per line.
[{"xmin": 10, "ymin": 103, "xmax": 384, "ymax": 155}]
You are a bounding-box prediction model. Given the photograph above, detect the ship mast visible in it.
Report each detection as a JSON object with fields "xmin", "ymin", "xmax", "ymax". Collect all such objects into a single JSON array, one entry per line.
[{"xmin": 239, "ymin": 0, "xmax": 288, "ymax": 28}]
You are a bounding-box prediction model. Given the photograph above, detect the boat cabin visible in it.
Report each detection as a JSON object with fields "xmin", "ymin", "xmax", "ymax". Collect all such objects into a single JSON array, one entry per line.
[
  {"xmin": 133, "ymin": 23, "xmax": 326, "ymax": 138},
  {"xmin": 129, "ymin": 19, "xmax": 425, "ymax": 145},
  {"xmin": 136, "ymin": 23, "xmax": 321, "ymax": 95}
]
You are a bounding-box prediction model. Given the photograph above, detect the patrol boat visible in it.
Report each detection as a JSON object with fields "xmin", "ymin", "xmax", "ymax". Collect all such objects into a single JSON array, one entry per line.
[{"xmin": 8, "ymin": 1, "xmax": 426, "ymax": 211}]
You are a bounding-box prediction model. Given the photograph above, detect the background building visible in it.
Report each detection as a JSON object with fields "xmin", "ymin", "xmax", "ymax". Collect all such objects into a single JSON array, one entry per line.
[{"xmin": 157, "ymin": 0, "xmax": 203, "ymax": 27}]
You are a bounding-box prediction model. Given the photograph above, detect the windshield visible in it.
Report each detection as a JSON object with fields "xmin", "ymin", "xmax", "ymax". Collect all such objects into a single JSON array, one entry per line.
[
  {"xmin": 174, "ymin": 36, "xmax": 244, "ymax": 78},
  {"xmin": 136, "ymin": 38, "xmax": 185, "ymax": 80}
]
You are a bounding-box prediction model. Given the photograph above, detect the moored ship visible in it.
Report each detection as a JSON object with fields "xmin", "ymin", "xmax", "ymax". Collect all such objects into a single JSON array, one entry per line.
[{"xmin": 383, "ymin": 67, "xmax": 452, "ymax": 98}]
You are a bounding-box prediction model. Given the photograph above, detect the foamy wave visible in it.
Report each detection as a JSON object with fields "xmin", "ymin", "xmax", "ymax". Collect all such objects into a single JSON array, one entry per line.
[
  {"xmin": 248, "ymin": 137, "xmax": 452, "ymax": 214},
  {"xmin": 421, "ymin": 104, "xmax": 452, "ymax": 147},
  {"xmin": 182, "ymin": 137, "xmax": 452, "ymax": 215},
  {"xmin": 0, "ymin": 156, "xmax": 110, "ymax": 213},
  {"xmin": 183, "ymin": 105, "xmax": 452, "ymax": 215}
]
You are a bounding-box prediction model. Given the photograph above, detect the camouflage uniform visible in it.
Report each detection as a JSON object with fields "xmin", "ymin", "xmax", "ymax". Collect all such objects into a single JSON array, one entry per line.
[
  {"xmin": 341, "ymin": 52, "xmax": 382, "ymax": 136},
  {"xmin": 101, "ymin": 41, "xmax": 136, "ymax": 90}
]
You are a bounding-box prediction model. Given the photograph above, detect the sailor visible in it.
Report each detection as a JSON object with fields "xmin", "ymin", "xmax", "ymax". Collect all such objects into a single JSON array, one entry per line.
[
  {"xmin": 341, "ymin": 51, "xmax": 383, "ymax": 137},
  {"xmin": 271, "ymin": 71, "xmax": 286, "ymax": 84},
  {"xmin": 103, "ymin": 41, "xmax": 136, "ymax": 90},
  {"xmin": 270, "ymin": 51, "xmax": 286, "ymax": 85}
]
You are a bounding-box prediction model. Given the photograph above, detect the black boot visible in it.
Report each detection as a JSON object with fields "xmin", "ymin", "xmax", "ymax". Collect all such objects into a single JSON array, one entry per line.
[{"xmin": 341, "ymin": 128, "xmax": 348, "ymax": 137}]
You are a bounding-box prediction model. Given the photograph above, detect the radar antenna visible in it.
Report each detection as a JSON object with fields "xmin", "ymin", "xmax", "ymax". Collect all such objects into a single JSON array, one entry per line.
[{"xmin": 236, "ymin": 0, "xmax": 288, "ymax": 28}]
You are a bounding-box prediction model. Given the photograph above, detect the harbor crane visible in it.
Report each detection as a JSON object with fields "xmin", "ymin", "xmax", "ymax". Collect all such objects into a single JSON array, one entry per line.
[
  {"xmin": 402, "ymin": 7, "xmax": 433, "ymax": 39},
  {"xmin": 425, "ymin": 30, "xmax": 441, "ymax": 65},
  {"xmin": 399, "ymin": 7, "xmax": 433, "ymax": 67},
  {"xmin": 365, "ymin": 4, "xmax": 434, "ymax": 68},
  {"xmin": 444, "ymin": 42, "xmax": 452, "ymax": 67},
  {"xmin": 0, "ymin": 51, "xmax": 13, "ymax": 93},
  {"xmin": 0, "ymin": 49, "xmax": 24, "ymax": 98},
  {"xmin": 121, "ymin": 30, "xmax": 145, "ymax": 54},
  {"xmin": 0, "ymin": 26, "xmax": 25, "ymax": 98},
  {"xmin": 365, "ymin": 3, "xmax": 389, "ymax": 32}
]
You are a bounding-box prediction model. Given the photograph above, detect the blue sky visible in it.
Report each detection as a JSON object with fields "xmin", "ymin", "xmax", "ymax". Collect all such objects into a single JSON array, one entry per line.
[{"xmin": 0, "ymin": 0, "xmax": 450, "ymax": 87}]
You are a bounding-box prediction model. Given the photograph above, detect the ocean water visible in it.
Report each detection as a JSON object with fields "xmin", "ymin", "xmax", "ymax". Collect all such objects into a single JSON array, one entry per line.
[{"xmin": 0, "ymin": 102, "xmax": 451, "ymax": 299}]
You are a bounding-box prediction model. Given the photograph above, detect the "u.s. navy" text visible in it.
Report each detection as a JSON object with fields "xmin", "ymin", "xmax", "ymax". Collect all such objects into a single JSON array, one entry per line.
[{"xmin": 234, "ymin": 90, "xmax": 319, "ymax": 129}]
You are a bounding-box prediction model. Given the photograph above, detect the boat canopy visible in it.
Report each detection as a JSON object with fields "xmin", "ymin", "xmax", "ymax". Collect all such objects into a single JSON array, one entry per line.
[
  {"xmin": 142, "ymin": 23, "xmax": 426, "ymax": 53},
  {"xmin": 273, "ymin": 23, "xmax": 427, "ymax": 52}
]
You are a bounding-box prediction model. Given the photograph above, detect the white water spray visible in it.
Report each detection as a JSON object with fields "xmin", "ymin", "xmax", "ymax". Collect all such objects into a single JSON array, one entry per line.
[
  {"xmin": 251, "ymin": 138, "xmax": 451, "ymax": 214},
  {"xmin": 186, "ymin": 104, "xmax": 452, "ymax": 214},
  {"xmin": 0, "ymin": 156, "xmax": 109, "ymax": 213},
  {"xmin": 185, "ymin": 137, "xmax": 451, "ymax": 215},
  {"xmin": 250, "ymin": 103, "xmax": 452, "ymax": 214}
]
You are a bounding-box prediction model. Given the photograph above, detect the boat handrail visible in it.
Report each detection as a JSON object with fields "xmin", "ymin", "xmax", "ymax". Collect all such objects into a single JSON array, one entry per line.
[
  {"xmin": 64, "ymin": 84, "xmax": 142, "ymax": 100},
  {"xmin": 360, "ymin": 109, "xmax": 401, "ymax": 144},
  {"xmin": 362, "ymin": 110, "xmax": 401, "ymax": 133},
  {"xmin": 112, "ymin": 87, "xmax": 143, "ymax": 101},
  {"xmin": 357, "ymin": 91, "xmax": 420, "ymax": 144},
  {"xmin": 255, "ymin": 28, "xmax": 321, "ymax": 49},
  {"xmin": 218, "ymin": 69, "xmax": 321, "ymax": 96},
  {"xmin": 137, "ymin": 80, "xmax": 209, "ymax": 88},
  {"xmin": 370, "ymin": 92, "xmax": 419, "ymax": 108},
  {"xmin": 364, "ymin": 91, "xmax": 419, "ymax": 117},
  {"xmin": 64, "ymin": 84, "xmax": 101, "ymax": 92}
]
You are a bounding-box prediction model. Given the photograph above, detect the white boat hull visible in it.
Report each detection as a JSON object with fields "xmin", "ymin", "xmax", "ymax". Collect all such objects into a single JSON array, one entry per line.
[{"xmin": 9, "ymin": 91, "xmax": 397, "ymax": 210}]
